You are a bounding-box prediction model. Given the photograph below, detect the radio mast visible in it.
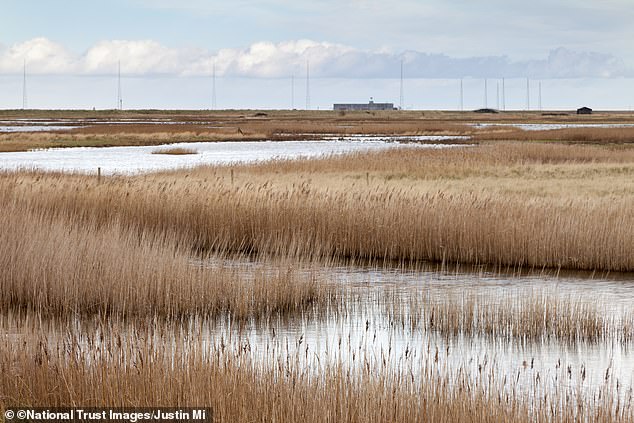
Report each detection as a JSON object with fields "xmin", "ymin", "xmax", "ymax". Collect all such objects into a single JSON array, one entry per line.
[
  {"xmin": 399, "ymin": 60, "xmax": 404, "ymax": 110},
  {"xmin": 291, "ymin": 74, "xmax": 295, "ymax": 110},
  {"xmin": 305, "ymin": 60, "xmax": 310, "ymax": 110},
  {"xmin": 212, "ymin": 62, "xmax": 217, "ymax": 110},
  {"xmin": 460, "ymin": 79, "xmax": 464, "ymax": 112},
  {"xmin": 117, "ymin": 61, "xmax": 123, "ymax": 110},
  {"xmin": 22, "ymin": 60, "xmax": 27, "ymax": 110}
]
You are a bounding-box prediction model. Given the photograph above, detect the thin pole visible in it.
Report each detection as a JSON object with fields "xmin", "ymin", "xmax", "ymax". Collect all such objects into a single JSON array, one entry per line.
[
  {"xmin": 291, "ymin": 75, "xmax": 295, "ymax": 110},
  {"xmin": 399, "ymin": 60, "xmax": 404, "ymax": 110},
  {"xmin": 496, "ymin": 81, "xmax": 500, "ymax": 110},
  {"xmin": 460, "ymin": 78, "xmax": 464, "ymax": 112},
  {"xmin": 484, "ymin": 78, "xmax": 488, "ymax": 108},
  {"xmin": 22, "ymin": 60, "xmax": 27, "ymax": 110},
  {"xmin": 212, "ymin": 62, "xmax": 217, "ymax": 110},
  {"xmin": 117, "ymin": 61, "xmax": 122, "ymax": 110},
  {"xmin": 538, "ymin": 81, "xmax": 542, "ymax": 111},
  {"xmin": 305, "ymin": 60, "xmax": 310, "ymax": 110},
  {"xmin": 502, "ymin": 78, "xmax": 506, "ymax": 111},
  {"xmin": 526, "ymin": 77, "xmax": 530, "ymax": 111}
]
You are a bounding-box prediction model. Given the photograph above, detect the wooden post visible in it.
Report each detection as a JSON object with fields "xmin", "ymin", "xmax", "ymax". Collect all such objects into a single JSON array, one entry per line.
[
  {"xmin": 97, "ymin": 167, "xmax": 101, "ymax": 183},
  {"xmin": 366, "ymin": 172, "xmax": 369, "ymax": 186},
  {"xmin": 231, "ymin": 168, "xmax": 234, "ymax": 185}
]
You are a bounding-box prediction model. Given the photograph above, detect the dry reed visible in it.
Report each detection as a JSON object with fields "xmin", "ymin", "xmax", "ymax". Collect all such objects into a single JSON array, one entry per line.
[
  {"xmin": 152, "ymin": 147, "xmax": 198, "ymax": 155},
  {"xmin": 2, "ymin": 316, "xmax": 632, "ymax": 423},
  {"xmin": 383, "ymin": 289, "xmax": 634, "ymax": 344},
  {"xmin": 0, "ymin": 200, "xmax": 333, "ymax": 321},
  {"xmin": 2, "ymin": 142, "xmax": 631, "ymax": 271},
  {"xmin": 475, "ymin": 127, "xmax": 634, "ymax": 144}
]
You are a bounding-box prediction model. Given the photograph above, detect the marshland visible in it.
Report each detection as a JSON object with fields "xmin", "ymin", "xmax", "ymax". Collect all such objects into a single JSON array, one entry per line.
[{"xmin": 1, "ymin": 110, "xmax": 634, "ymax": 422}]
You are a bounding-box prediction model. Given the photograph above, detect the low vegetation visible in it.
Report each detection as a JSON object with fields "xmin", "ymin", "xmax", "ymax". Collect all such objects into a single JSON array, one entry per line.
[
  {"xmin": 2, "ymin": 316, "xmax": 632, "ymax": 423},
  {"xmin": 152, "ymin": 147, "xmax": 198, "ymax": 155},
  {"xmin": 2, "ymin": 109, "xmax": 634, "ymax": 152},
  {"xmin": 384, "ymin": 288, "xmax": 634, "ymax": 343}
]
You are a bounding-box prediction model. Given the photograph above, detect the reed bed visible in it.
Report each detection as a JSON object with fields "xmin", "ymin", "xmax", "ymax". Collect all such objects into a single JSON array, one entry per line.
[
  {"xmin": 475, "ymin": 127, "xmax": 634, "ymax": 144},
  {"xmin": 0, "ymin": 130, "xmax": 266, "ymax": 152},
  {"xmin": 383, "ymin": 289, "xmax": 634, "ymax": 344},
  {"xmin": 2, "ymin": 315, "xmax": 633, "ymax": 423},
  {"xmin": 152, "ymin": 147, "xmax": 198, "ymax": 155},
  {"xmin": 2, "ymin": 143, "xmax": 632, "ymax": 271},
  {"xmin": 243, "ymin": 141, "xmax": 634, "ymax": 174},
  {"xmin": 0, "ymin": 200, "xmax": 334, "ymax": 321}
]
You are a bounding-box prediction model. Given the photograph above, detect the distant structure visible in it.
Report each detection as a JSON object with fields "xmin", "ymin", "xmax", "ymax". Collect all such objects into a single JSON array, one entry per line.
[
  {"xmin": 22, "ymin": 60, "xmax": 27, "ymax": 110},
  {"xmin": 117, "ymin": 61, "xmax": 123, "ymax": 110},
  {"xmin": 459, "ymin": 79, "xmax": 464, "ymax": 111},
  {"xmin": 305, "ymin": 60, "xmax": 310, "ymax": 110},
  {"xmin": 334, "ymin": 99, "xmax": 396, "ymax": 111},
  {"xmin": 291, "ymin": 74, "xmax": 295, "ymax": 109},
  {"xmin": 211, "ymin": 62, "xmax": 217, "ymax": 110},
  {"xmin": 474, "ymin": 108, "xmax": 499, "ymax": 114},
  {"xmin": 577, "ymin": 107, "xmax": 593, "ymax": 115},
  {"xmin": 399, "ymin": 60, "xmax": 404, "ymax": 110}
]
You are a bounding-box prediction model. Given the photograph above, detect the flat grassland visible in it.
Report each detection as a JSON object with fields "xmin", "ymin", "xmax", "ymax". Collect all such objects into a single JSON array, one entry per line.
[{"xmin": 1, "ymin": 109, "xmax": 634, "ymax": 151}]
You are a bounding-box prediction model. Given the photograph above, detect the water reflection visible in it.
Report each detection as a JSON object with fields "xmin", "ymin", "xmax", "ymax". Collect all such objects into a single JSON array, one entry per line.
[{"xmin": 3, "ymin": 258, "xmax": 634, "ymax": 404}]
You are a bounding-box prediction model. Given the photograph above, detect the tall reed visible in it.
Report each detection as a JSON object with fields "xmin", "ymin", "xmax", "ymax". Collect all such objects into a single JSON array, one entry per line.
[{"xmin": 0, "ymin": 201, "xmax": 333, "ymax": 320}]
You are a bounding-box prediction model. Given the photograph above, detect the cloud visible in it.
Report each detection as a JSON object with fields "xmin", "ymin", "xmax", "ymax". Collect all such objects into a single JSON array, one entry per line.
[
  {"xmin": 0, "ymin": 37, "xmax": 630, "ymax": 79},
  {"xmin": 0, "ymin": 38, "xmax": 77, "ymax": 74},
  {"xmin": 82, "ymin": 40, "xmax": 206, "ymax": 75},
  {"xmin": 523, "ymin": 48, "xmax": 628, "ymax": 78}
]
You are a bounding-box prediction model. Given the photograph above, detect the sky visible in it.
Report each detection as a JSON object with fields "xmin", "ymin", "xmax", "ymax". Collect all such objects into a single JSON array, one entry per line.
[{"xmin": 2, "ymin": 0, "xmax": 634, "ymax": 109}]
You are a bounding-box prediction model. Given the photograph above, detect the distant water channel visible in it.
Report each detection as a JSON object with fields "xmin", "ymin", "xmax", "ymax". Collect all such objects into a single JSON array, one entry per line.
[
  {"xmin": 0, "ymin": 136, "xmax": 466, "ymax": 174},
  {"xmin": 473, "ymin": 123, "xmax": 634, "ymax": 131}
]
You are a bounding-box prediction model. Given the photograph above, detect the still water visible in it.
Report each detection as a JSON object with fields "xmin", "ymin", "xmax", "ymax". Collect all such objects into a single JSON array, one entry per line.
[
  {"xmin": 3, "ymin": 259, "xmax": 633, "ymax": 404},
  {"xmin": 0, "ymin": 137, "xmax": 464, "ymax": 174},
  {"xmin": 213, "ymin": 261, "xmax": 634, "ymax": 400}
]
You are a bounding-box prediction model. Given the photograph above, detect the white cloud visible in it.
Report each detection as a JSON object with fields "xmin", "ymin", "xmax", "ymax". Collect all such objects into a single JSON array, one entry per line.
[
  {"xmin": 0, "ymin": 38, "xmax": 77, "ymax": 74},
  {"xmin": 0, "ymin": 37, "xmax": 630, "ymax": 79},
  {"xmin": 83, "ymin": 40, "xmax": 202, "ymax": 75}
]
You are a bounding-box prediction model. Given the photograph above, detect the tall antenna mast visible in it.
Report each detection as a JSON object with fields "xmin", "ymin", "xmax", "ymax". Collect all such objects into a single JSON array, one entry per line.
[
  {"xmin": 399, "ymin": 60, "xmax": 404, "ymax": 110},
  {"xmin": 502, "ymin": 77, "xmax": 506, "ymax": 111},
  {"xmin": 117, "ymin": 61, "xmax": 122, "ymax": 110},
  {"xmin": 291, "ymin": 75, "xmax": 295, "ymax": 110},
  {"xmin": 526, "ymin": 77, "xmax": 530, "ymax": 111},
  {"xmin": 538, "ymin": 81, "xmax": 542, "ymax": 111},
  {"xmin": 460, "ymin": 78, "xmax": 464, "ymax": 112},
  {"xmin": 212, "ymin": 62, "xmax": 217, "ymax": 110},
  {"xmin": 496, "ymin": 81, "xmax": 500, "ymax": 110},
  {"xmin": 484, "ymin": 78, "xmax": 488, "ymax": 108},
  {"xmin": 22, "ymin": 60, "xmax": 27, "ymax": 110},
  {"xmin": 305, "ymin": 60, "xmax": 310, "ymax": 110}
]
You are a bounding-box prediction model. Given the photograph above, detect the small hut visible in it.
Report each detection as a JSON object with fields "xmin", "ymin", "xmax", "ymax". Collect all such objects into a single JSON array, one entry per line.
[{"xmin": 577, "ymin": 107, "xmax": 592, "ymax": 115}]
